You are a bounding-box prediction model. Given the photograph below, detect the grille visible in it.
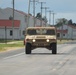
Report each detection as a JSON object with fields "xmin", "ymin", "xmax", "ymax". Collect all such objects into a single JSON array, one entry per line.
[
  {"xmin": 37, "ymin": 36, "xmax": 45, "ymax": 38},
  {"xmin": 36, "ymin": 39, "xmax": 46, "ymax": 42}
]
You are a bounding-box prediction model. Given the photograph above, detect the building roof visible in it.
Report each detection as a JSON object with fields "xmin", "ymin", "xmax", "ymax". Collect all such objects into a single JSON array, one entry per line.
[
  {"xmin": 8, "ymin": 8, "xmax": 46, "ymax": 24},
  {"xmin": 57, "ymin": 24, "xmax": 76, "ymax": 29},
  {"xmin": 0, "ymin": 20, "xmax": 20, "ymax": 28},
  {"xmin": 67, "ymin": 24, "xmax": 76, "ymax": 29},
  {"xmin": 57, "ymin": 29, "xmax": 68, "ymax": 33},
  {"xmin": 5, "ymin": 7, "xmax": 28, "ymax": 16}
]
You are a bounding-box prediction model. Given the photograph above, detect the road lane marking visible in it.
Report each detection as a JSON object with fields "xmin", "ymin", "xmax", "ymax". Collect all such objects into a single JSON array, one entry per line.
[
  {"xmin": 52, "ymin": 68, "xmax": 57, "ymax": 71},
  {"xmin": 3, "ymin": 53, "xmax": 24, "ymax": 59}
]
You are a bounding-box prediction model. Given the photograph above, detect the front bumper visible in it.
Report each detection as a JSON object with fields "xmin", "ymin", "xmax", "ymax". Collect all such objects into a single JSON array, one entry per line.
[
  {"xmin": 26, "ymin": 39, "xmax": 56, "ymax": 47},
  {"xmin": 32, "ymin": 42, "xmax": 50, "ymax": 47}
]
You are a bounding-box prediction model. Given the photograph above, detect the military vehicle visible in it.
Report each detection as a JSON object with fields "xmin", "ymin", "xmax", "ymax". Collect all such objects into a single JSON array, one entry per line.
[{"xmin": 24, "ymin": 27, "xmax": 57, "ymax": 54}]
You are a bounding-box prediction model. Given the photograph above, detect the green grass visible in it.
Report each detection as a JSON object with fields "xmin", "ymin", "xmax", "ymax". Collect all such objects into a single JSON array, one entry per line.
[
  {"xmin": 0, "ymin": 39, "xmax": 22, "ymax": 43},
  {"xmin": 57, "ymin": 40, "xmax": 72, "ymax": 44},
  {"xmin": 0, "ymin": 41, "xmax": 24, "ymax": 52},
  {"xmin": 0, "ymin": 39, "xmax": 73, "ymax": 52}
]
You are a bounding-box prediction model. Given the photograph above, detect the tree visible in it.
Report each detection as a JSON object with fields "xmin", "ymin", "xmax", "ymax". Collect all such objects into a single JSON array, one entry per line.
[
  {"xmin": 36, "ymin": 13, "xmax": 48, "ymax": 23},
  {"xmin": 56, "ymin": 18, "xmax": 68, "ymax": 27},
  {"xmin": 68, "ymin": 19, "xmax": 73, "ymax": 25},
  {"xmin": 29, "ymin": 13, "xmax": 32, "ymax": 16},
  {"xmin": 42, "ymin": 16, "xmax": 48, "ymax": 23},
  {"xmin": 36, "ymin": 13, "xmax": 41, "ymax": 19}
]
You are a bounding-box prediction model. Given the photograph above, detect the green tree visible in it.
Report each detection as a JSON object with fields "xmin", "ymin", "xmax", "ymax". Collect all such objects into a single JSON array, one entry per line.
[
  {"xmin": 42, "ymin": 16, "xmax": 48, "ymax": 23},
  {"xmin": 36, "ymin": 13, "xmax": 41, "ymax": 19},
  {"xmin": 56, "ymin": 18, "xmax": 68, "ymax": 27},
  {"xmin": 68, "ymin": 19, "xmax": 73, "ymax": 25}
]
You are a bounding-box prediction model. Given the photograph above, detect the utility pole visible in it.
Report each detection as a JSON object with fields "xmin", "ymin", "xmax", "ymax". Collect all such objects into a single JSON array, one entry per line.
[
  {"xmin": 71, "ymin": 27, "xmax": 73, "ymax": 40},
  {"xmin": 60, "ymin": 20, "xmax": 63, "ymax": 40},
  {"xmin": 67, "ymin": 25, "xmax": 68, "ymax": 40},
  {"xmin": 5, "ymin": 26, "xmax": 7, "ymax": 44},
  {"xmin": 38, "ymin": 2, "xmax": 46, "ymax": 26},
  {"xmin": 42, "ymin": 7, "xmax": 49, "ymax": 26},
  {"xmin": 32, "ymin": 0, "xmax": 38, "ymax": 27},
  {"xmin": 61, "ymin": 24, "xmax": 63, "ymax": 40},
  {"xmin": 12, "ymin": 0, "xmax": 14, "ymax": 40},
  {"xmin": 33, "ymin": 0, "xmax": 35, "ymax": 27},
  {"xmin": 27, "ymin": 0, "xmax": 31, "ymax": 28},
  {"xmin": 52, "ymin": 13, "xmax": 55, "ymax": 25},
  {"xmin": 30, "ymin": 0, "xmax": 38, "ymax": 27},
  {"xmin": 48, "ymin": 11, "xmax": 53, "ymax": 25}
]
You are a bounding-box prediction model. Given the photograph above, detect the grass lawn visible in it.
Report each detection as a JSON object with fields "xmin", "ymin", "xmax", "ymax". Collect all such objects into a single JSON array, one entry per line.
[
  {"xmin": 57, "ymin": 39, "xmax": 72, "ymax": 44},
  {"xmin": 0, "ymin": 39, "xmax": 21, "ymax": 43},
  {"xmin": 0, "ymin": 39, "xmax": 72, "ymax": 52},
  {"xmin": 0, "ymin": 41, "xmax": 24, "ymax": 52}
]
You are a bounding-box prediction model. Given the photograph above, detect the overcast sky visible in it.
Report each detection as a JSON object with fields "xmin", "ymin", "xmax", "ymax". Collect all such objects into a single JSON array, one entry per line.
[{"xmin": 0, "ymin": 0, "xmax": 76, "ymax": 24}]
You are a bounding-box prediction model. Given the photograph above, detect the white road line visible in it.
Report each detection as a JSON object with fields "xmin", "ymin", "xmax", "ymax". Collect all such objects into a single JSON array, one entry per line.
[
  {"xmin": 3, "ymin": 52, "xmax": 24, "ymax": 59},
  {"xmin": 52, "ymin": 68, "xmax": 57, "ymax": 71}
]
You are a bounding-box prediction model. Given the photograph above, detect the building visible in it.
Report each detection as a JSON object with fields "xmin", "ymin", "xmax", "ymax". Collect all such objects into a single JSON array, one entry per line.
[
  {"xmin": 0, "ymin": 8, "xmax": 46, "ymax": 40},
  {"xmin": 57, "ymin": 24, "xmax": 76, "ymax": 39},
  {"xmin": 1, "ymin": 8, "xmax": 76, "ymax": 40},
  {"xmin": 0, "ymin": 20, "xmax": 20, "ymax": 40}
]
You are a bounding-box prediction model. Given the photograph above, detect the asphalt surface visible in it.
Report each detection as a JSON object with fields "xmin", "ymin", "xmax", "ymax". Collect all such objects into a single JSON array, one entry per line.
[{"xmin": 0, "ymin": 41, "xmax": 76, "ymax": 75}]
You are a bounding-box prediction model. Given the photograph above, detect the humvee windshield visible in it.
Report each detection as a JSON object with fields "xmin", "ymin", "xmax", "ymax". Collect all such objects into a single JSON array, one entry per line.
[{"xmin": 27, "ymin": 29, "xmax": 55, "ymax": 35}]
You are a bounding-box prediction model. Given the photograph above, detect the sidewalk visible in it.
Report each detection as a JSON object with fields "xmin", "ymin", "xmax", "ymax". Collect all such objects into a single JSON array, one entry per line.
[
  {"xmin": 0, "ymin": 41, "xmax": 23, "ymax": 44},
  {"xmin": 7, "ymin": 41, "xmax": 23, "ymax": 44}
]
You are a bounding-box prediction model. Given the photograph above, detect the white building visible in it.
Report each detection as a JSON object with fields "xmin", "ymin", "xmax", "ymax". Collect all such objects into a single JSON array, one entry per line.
[
  {"xmin": 0, "ymin": 20, "xmax": 20, "ymax": 40},
  {"xmin": 57, "ymin": 24, "xmax": 76, "ymax": 39},
  {"xmin": 0, "ymin": 8, "xmax": 46, "ymax": 40}
]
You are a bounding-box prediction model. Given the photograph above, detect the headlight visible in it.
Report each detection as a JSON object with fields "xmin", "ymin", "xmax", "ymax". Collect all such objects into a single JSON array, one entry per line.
[
  {"xmin": 33, "ymin": 39, "xmax": 36, "ymax": 42},
  {"xmin": 46, "ymin": 39, "xmax": 49, "ymax": 42}
]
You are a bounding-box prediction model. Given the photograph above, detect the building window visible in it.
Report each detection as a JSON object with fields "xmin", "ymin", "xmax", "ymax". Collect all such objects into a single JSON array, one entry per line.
[
  {"xmin": 57, "ymin": 33, "xmax": 60, "ymax": 37},
  {"xmin": 63, "ymin": 34, "xmax": 65, "ymax": 36},
  {"xmin": 10, "ymin": 30, "xmax": 13, "ymax": 36},
  {"xmin": 9, "ymin": 16, "xmax": 13, "ymax": 20}
]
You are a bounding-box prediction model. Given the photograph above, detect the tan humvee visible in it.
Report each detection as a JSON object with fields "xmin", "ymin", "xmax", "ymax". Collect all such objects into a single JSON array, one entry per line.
[{"xmin": 24, "ymin": 27, "xmax": 57, "ymax": 54}]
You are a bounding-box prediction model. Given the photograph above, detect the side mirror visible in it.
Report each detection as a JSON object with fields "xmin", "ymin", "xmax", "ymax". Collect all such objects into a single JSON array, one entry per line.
[{"xmin": 25, "ymin": 34, "xmax": 26, "ymax": 37}]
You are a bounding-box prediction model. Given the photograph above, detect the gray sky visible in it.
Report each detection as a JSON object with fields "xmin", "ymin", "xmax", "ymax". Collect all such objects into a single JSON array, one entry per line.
[{"xmin": 0, "ymin": 0, "xmax": 76, "ymax": 24}]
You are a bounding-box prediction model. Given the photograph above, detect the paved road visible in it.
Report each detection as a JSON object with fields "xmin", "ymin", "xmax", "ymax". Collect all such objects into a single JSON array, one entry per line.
[{"xmin": 0, "ymin": 43, "xmax": 76, "ymax": 75}]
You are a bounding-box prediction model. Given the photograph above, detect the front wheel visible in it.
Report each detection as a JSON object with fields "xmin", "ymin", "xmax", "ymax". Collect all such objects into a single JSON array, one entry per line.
[
  {"xmin": 52, "ymin": 43, "xmax": 57, "ymax": 54},
  {"xmin": 25, "ymin": 43, "xmax": 31, "ymax": 54}
]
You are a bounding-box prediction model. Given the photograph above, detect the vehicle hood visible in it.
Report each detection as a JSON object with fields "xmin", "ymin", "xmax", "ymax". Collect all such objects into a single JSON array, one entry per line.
[{"xmin": 26, "ymin": 35, "xmax": 56, "ymax": 39}]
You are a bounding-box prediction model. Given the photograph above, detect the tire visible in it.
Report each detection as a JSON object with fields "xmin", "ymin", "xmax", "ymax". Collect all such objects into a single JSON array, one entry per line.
[
  {"xmin": 25, "ymin": 43, "xmax": 31, "ymax": 54},
  {"xmin": 52, "ymin": 43, "xmax": 57, "ymax": 54}
]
